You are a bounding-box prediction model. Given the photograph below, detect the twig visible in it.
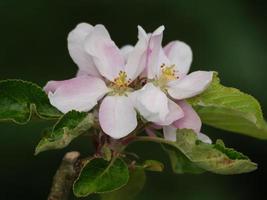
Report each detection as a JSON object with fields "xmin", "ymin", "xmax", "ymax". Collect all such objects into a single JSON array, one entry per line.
[{"xmin": 47, "ymin": 151, "xmax": 80, "ymax": 200}]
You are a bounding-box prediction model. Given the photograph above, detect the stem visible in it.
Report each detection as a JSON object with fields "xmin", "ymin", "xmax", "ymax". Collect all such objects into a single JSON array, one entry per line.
[
  {"xmin": 47, "ymin": 151, "xmax": 80, "ymax": 200},
  {"xmin": 131, "ymin": 136, "xmax": 171, "ymax": 145}
]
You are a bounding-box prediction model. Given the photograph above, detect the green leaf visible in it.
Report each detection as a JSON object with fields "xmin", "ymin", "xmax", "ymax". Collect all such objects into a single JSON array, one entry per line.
[
  {"xmin": 101, "ymin": 167, "xmax": 146, "ymax": 200},
  {"xmin": 0, "ymin": 79, "xmax": 62, "ymax": 124},
  {"xmin": 172, "ymin": 129, "xmax": 257, "ymax": 174},
  {"xmin": 73, "ymin": 158, "xmax": 129, "ymax": 197},
  {"xmin": 162, "ymin": 145, "xmax": 205, "ymax": 174},
  {"xmin": 135, "ymin": 129, "xmax": 257, "ymax": 174},
  {"xmin": 35, "ymin": 111, "xmax": 94, "ymax": 155},
  {"xmin": 143, "ymin": 160, "xmax": 164, "ymax": 172},
  {"xmin": 188, "ymin": 73, "xmax": 267, "ymax": 139}
]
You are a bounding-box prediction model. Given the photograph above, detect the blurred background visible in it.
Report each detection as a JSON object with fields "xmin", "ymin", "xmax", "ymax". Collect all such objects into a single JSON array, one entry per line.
[{"xmin": 0, "ymin": 0, "xmax": 267, "ymax": 199}]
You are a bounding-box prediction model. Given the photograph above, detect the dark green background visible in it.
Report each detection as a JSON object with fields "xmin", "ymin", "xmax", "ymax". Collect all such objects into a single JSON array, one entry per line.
[{"xmin": 0, "ymin": 0, "xmax": 267, "ymax": 199}]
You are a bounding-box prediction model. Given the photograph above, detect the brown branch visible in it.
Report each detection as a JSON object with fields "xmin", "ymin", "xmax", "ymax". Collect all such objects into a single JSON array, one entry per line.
[{"xmin": 47, "ymin": 151, "xmax": 80, "ymax": 200}]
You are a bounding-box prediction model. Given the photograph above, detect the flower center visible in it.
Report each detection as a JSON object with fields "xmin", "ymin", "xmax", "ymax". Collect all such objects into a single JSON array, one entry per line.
[
  {"xmin": 160, "ymin": 63, "xmax": 178, "ymax": 81},
  {"xmin": 152, "ymin": 63, "xmax": 179, "ymax": 91},
  {"xmin": 113, "ymin": 71, "xmax": 131, "ymax": 88},
  {"xmin": 109, "ymin": 71, "xmax": 133, "ymax": 96}
]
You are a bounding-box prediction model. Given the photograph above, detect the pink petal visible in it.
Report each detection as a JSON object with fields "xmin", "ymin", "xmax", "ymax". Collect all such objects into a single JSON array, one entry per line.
[
  {"xmin": 167, "ymin": 71, "xmax": 213, "ymax": 99},
  {"xmin": 155, "ymin": 99, "xmax": 184, "ymax": 126},
  {"xmin": 84, "ymin": 24, "xmax": 124, "ymax": 81},
  {"xmin": 67, "ymin": 23, "xmax": 101, "ymax": 77},
  {"xmin": 99, "ymin": 95, "xmax": 137, "ymax": 139},
  {"xmin": 44, "ymin": 76, "xmax": 109, "ymax": 113},
  {"xmin": 173, "ymin": 100, "xmax": 201, "ymax": 133},
  {"xmin": 164, "ymin": 41, "xmax": 192, "ymax": 78}
]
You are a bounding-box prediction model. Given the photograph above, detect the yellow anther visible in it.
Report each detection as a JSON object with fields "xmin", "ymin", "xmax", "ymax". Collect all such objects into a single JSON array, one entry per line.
[{"xmin": 161, "ymin": 64, "xmax": 177, "ymax": 81}]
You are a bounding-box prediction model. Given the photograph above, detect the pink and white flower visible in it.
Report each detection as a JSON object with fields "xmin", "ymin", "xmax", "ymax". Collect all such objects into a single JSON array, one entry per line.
[
  {"xmin": 44, "ymin": 23, "xmax": 148, "ymax": 139},
  {"xmin": 44, "ymin": 23, "xmax": 212, "ymax": 141},
  {"xmin": 132, "ymin": 26, "xmax": 213, "ymax": 126}
]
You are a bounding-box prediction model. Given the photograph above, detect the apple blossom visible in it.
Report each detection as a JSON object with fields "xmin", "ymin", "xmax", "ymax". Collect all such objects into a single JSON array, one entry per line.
[
  {"xmin": 132, "ymin": 26, "xmax": 213, "ymax": 126},
  {"xmin": 44, "ymin": 23, "xmax": 149, "ymax": 139}
]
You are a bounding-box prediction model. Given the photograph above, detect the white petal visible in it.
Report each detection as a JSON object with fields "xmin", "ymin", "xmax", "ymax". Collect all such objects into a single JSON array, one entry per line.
[
  {"xmin": 67, "ymin": 23, "xmax": 100, "ymax": 77},
  {"xmin": 84, "ymin": 24, "xmax": 124, "ymax": 81},
  {"xmin": 173, "ymin": 101, "xmax": 201, "ymax": 133},
  {"xmin": 99, "ymin": 95, "xmax": 137, "ymax": 139},
  {"xmin": 135, "ymin": 26, "xmax": 149, "ymax": 78},
  {"xmin": 164, "ymin": 41, "xmax": 192, "ymax": 78},
  {"xmin": 168, "ymin": 71, "xmax": 213, "ymax": 99},
  {"xmin": 131, "ymin": 83, "xmax": 169, "ymax": 123},
  {"xmin": 163, "ymin": 125, "xmax": 177, "ymax": 142},
  {"xmin": 155, "ymin": 99, "xmax": 184, "ymax": 126},
  {"xmin": 198, "ymin": 132, "xmax": 212, "ymax": 144},
  {"xmin": 76, "ymin": 69, "xmax": 89, "ymax": 77},
  {"xmin": 124, "ymin": 27, "xmax": 148, "ymax": 81},
  {"xmin": 137, "ymin": 25, "xmax": 148, "ymax": 41},
  {"xmin": 44, "ymin": 76, "xmax": 108, "ymax": 113},
  {"xmin": 146, "ymin": 26, "xmax": 166, "ymax": 79},
  {"xmin": 120, "ymin": 45, "xmax": 134, "ymax": 60}
]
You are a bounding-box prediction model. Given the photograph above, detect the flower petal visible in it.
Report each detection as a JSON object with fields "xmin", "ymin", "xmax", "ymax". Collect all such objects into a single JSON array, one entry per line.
[
  {"xmin": 67, "ymin": 23, "xmax": 100, "ymax": 77},
  {"xmin": 155, "ymin": 99, "xmax": 184, "ymax": 126},
  {"xmin": 99, "ymin": 95, "xmax": 137, "ymax": 139},
  {"xmin": 76, "ymin": 69, "xmax": 89, "ymax": 77},
  {"xmin": 168, "ymin": 71, "xmax": 213, "ymax": 99},
  {"xmin": 164, "ymin": 41, "xmax": 192, "ymax": 78},
  {"xmin": 173, "ymin": 100, "xmax": 201, "ymax": 133},
  {"xmin": 124, "ymin": 27, "xmax": 148, "ymax": 81},
  {"xmin": 137, "ymin": 25, "xmax": 148, "ymax": 42},
  {"xmin": 163, "ymin": 125, "xmax": 177, "ymax": 142},
  {"xmin": 84, "ymin": 24, "xmax": 124, "ymax": 81},
  {"xmin": 198, "ymin": 132, "xmax": 212, "ymax": 144},
  {"xmin": 120, "ymin": 45, "xmax": 134, "ymax": 60},
  {"xmin": 146, "ymin": 26, "xmax": 166, "ymax": 79},
  {"xmin": 44, "ymin": 76, "xmax": 109, "ymax": 113},
  {"xmin": 131, "ymin": 83, "xmax": 169, "ymax": 123}
]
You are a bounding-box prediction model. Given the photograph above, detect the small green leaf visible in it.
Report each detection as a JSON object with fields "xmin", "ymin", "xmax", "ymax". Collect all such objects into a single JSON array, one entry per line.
[
  {"xmin": 101, "ymin": 167, "xmax": 146, "ymax": 200},
  {"xmin": 35, "ymin": 111, "xmax": 94, "ymax": 155},
  {"xmin": 188, "ymin": 73, "xmax": 267, "ymax": 139},
  {"xmin": 0, "ymin": 79, "xmax": 62, "ymax": 124},
  {"xmin": 73, "ymin": 158, "xmax": 129, "ymax": 197},
  {"xmin": 143, "ymin": 160, "xmax": 164, "ymax": 172}
]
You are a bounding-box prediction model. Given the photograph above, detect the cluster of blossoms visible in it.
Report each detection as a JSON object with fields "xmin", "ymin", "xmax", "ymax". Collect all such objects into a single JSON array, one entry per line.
[{"xmin": 44, "ymin": 23, "xmax": 213, "ymax": 143}]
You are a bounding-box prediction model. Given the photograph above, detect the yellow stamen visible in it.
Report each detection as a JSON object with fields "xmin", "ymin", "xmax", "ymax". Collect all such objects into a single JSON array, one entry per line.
[
  {"xmin": 161, "ymin": 64, "xmax": 178, "ymax": 81},
  {"xmin": 113, "ymin": 71, "xmax": 129, "ymax": 88}
]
